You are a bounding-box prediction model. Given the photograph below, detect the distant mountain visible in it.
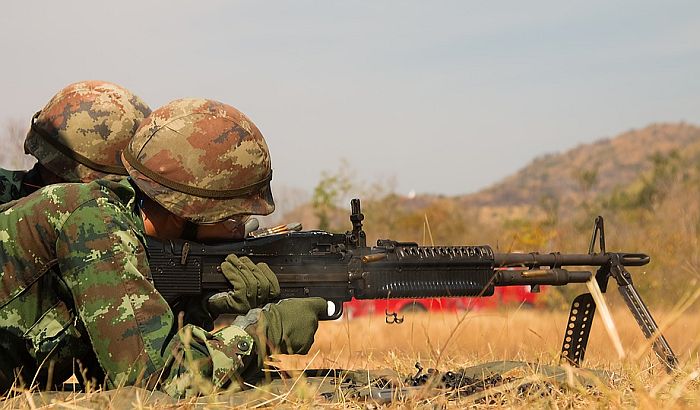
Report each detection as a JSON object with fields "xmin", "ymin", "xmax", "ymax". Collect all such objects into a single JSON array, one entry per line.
[
  {"xmin": 459, "ymin": 122, "xmax": 700, "ymax": 210},
  {"xmin": 277, "ymin": 122, "xmax": 700, "ymax": 228}
]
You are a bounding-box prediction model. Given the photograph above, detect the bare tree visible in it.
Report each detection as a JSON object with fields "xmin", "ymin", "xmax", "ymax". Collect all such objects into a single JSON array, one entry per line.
[{"xmin": 1, "ymin": 118, "xmax": 35, "ymax": 170}]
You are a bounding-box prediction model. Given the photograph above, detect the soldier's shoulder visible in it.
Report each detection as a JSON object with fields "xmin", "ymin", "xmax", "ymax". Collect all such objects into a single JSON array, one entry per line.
[
  {"xmin": 25, "ymin": 177, "xmax": 137, "ymax": 213},
  {"xmin": 93, "ymin": 177, "xmax": 138, "ymax": 204},
  {"xmin": 7, "ymin": 178, "xmax": 141, "ymax": 236}
]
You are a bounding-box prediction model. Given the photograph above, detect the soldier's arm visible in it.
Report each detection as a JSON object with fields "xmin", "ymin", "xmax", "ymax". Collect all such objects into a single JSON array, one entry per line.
[{"xmin": 55, "ymin": 198, "xmax": 255, "ymax": 396}]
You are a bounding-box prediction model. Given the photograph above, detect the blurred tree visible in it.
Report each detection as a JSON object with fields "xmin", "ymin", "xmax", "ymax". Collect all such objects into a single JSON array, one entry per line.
[
  {"xmin": 575, "ymin": 167, "xmax": 599, "ymax": 192},
  {"xmin": 1, "ymin": 118, "xmax": 35, "ymax": 169},
  {"xmin": 311, "ymin": 160, "xmax": 354, "ymax": 231}
]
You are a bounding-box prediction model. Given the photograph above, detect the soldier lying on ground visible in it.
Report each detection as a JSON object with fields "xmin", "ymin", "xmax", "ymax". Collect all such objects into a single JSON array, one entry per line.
[
  {"xmin": 0, "ymin": 80, "xmax": 152, "ymax": 204},
  {"xmin": 0, "ymin": 98, "xmax": 326, "ymax": 398}
]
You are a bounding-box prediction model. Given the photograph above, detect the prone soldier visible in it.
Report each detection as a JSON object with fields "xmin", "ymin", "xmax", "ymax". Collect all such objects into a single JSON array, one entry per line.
[
  {"xmin": 0, "ymin": 80, "xmax": 151, "ymax": 203},
  {"xmin": 0, "ymin": 98, "xmax": 326, "ymax": 397}
]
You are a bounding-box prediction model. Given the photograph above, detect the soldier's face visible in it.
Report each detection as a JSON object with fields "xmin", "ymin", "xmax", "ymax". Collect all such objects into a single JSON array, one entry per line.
[
  {"xmin": 140, "ymin": 196, "xmax": 249, "ymax": 241},
  {"xmin": 195, "ymin": 216, "xmax": 249, "ymax": 241}
]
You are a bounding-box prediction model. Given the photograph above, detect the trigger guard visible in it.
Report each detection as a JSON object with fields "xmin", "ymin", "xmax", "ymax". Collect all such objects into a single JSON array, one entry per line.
[{"xmin": 320, "ymin": 300, "xmax": 344, "ymax": 321}]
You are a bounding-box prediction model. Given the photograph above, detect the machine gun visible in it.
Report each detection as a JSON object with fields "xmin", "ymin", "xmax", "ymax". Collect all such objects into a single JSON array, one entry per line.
[{"xmin": 147, "ymin": 199, "xmax": 678, "ymax": 373}]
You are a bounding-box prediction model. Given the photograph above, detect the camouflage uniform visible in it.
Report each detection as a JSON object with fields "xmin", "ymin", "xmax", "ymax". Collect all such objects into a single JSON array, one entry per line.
[
  {"xmin": 0, "ymin": 80, "xmax": 151, "ymax": 205},
  {"xmin": 0, "ymin": 98, "xmax": 276, "ymax": 397},
  {"xmin": 0, "ymin": 179, "xmax": 254, "ymax": 397}
]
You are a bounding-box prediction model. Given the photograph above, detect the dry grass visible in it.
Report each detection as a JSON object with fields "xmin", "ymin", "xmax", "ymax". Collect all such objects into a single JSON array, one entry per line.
[
  {"xmin": 284, "ymin": 306, "xmax": 699, "ymax": 370},
  {"xmin": 273, "ymin": 306, "xmax": 699, "ymax": 408},
  {"xmin": 2, "ymin": 306, "xmax": 698, "ymax": 408}
]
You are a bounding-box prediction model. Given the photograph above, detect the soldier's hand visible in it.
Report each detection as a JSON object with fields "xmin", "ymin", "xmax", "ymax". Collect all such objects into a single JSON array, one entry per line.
[
  {"xmin": 252, "ymin": 297, "xmax": 327, "ymax": 356},
  {"xmin": 207, "ymin": 254, "xmax": 281, "ymax": 316}
]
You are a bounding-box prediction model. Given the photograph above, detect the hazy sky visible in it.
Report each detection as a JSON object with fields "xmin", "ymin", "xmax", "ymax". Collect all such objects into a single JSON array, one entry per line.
[{"xmin": 1, "ymin": 1, "xmax": 698, "ymax": 197}]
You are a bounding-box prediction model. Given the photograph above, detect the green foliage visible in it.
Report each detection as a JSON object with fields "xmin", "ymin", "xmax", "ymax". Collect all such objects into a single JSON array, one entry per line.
[
  {"xmin": 604, "ymin": 150, "xmax": 682, "ymax": 212},
  {"xmin": 500, "ymin": 217, "xmax": 557, "ymax": 250},
  {"xmin": 574, "ymin": 167, "xmax": 599, "ymax": 192},
  {"xmin": 537, "ymin": 194, "xmax": 559, "ymax": 228},
  {"xmin": 311, "ymin": 162, "xmax": 354, "ymax": 231}
]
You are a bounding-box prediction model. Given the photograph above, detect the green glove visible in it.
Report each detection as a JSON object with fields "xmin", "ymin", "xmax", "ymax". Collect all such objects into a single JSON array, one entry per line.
[
  {"xmin": 207, "ymin": 254, "xmax": 281, "ymax": 316},
  {"xmin": 243, "ymin": 297, "xmax": 327, "ymax": 358}
]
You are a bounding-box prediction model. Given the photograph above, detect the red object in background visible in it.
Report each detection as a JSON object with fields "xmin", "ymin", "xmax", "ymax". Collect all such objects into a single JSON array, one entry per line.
[{"xmin": 343, "ymin": 286, "xmax": 543, "ymax": 319}]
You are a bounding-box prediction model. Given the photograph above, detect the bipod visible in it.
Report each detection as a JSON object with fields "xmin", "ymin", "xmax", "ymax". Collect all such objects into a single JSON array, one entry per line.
[{"xmin": 560, "ymin": 216, "xmax": 678, "ymax": 373}]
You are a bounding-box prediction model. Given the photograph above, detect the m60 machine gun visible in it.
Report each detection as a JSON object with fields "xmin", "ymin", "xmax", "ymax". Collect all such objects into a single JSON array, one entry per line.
[{"xmin": 148, "ymin": 199, "xmax": 678, "ymax": 372}]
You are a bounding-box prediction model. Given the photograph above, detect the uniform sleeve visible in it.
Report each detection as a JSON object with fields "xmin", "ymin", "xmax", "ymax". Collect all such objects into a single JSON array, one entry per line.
[
  {"xmin": 0, "ymin": 169, "xmax": 26, "ymax": 205},
  {"xmin": 55, "ymin": 199, "xmax": 255, "ymax": 397}
]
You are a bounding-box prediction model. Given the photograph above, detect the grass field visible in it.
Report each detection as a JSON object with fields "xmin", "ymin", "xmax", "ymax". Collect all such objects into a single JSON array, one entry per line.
[
  {"xmin": 270, "ymin": 302, "xmax": 700, "ymax": 408},
  {"xmin": 2, "ymin": 303, "xmax": 698, "ymax": 408},
  {"xmin": 287, "ymin": 305, "xmax": 699, "ymax": 371}
]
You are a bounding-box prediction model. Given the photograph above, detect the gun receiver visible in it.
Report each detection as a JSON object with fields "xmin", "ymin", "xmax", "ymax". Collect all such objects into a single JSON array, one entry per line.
[{"xmin": 147, "ymin": 198, "xmax": 677, "ymax": 373}]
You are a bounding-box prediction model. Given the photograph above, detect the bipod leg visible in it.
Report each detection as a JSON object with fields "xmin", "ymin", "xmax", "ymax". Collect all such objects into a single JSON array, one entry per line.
[
  {"xmin": 561, "ymin": 215, "xmax": 603, "ymax": 367},
  {"xmin": 608, "ymin": 257, "xmax": 679, "ymax": 373},
  {"xmin": 618, "ymin": 283, "xmax": 678, "ymax": 373},
  {"xmin": 560, "ymin": 293, "xmax": 596, "ymax": 367}
]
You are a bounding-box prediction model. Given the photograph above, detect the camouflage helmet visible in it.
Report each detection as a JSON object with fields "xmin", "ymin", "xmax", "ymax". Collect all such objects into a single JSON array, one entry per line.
[
  {"xmin": 122, "ymin": 98, "xmax": 275, "ymax": 223},
  {"xmin": 24, "ymin": 80, "xmax": 151, "ymax": 182}
]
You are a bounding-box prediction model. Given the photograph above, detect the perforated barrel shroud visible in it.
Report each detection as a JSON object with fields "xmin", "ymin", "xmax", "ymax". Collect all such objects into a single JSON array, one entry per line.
[{"xmin": 357, "ymin": 245, "xmax": 495, "ymax": 299}]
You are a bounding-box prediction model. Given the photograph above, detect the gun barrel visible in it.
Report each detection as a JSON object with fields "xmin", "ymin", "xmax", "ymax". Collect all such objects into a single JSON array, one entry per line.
[
  {"xmin": 494, "ymin": 269, "xmax": 592, "ymax": 286},
  {"xmin": 494, "ymin": 252, "xmax": 649, "ymax": 267}
]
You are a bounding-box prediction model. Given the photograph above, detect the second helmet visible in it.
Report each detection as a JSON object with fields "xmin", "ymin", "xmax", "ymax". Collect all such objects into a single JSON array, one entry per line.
[
  {"xmin": 122, "ymin": 98, "xmax": 275, "ymax": 223},
  {"xmin": 24, "ymin": 80, "xmax": 151, "ymax": 182}
]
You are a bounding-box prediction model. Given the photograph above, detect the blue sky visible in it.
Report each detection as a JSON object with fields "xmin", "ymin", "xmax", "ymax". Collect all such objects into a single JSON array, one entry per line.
[{"xmin": 1, "ymin": 1, "xmax": 698, "ymax": 197}]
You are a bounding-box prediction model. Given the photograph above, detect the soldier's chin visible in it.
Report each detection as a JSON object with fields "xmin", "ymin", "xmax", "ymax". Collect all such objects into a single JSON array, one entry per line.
[{"xmin": 195, "ymin": 222, "xmax": 245, "ymax": 242}]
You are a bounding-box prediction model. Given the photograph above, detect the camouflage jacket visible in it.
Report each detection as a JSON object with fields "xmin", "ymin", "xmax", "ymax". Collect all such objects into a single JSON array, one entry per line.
[
  {"xmin": 0, "ymin": 178, "xmax": 254, "ymax": 397},
  {"xmin": 0, "ymin": 166, "xmax": 42, "ymax": 205}
]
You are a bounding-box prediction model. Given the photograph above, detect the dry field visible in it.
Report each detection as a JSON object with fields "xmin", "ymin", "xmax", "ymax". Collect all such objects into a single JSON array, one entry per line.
[
  {"xmin": 2, "ymin": 304, "xmax": 699, "ymax": 408},
  {"xmin": 269, "ymin": 301, "xmax": 700, "ymax": 408},
  {"xmin": 286, "ymin": 306, "xmax": 699, "ymax": 372}
]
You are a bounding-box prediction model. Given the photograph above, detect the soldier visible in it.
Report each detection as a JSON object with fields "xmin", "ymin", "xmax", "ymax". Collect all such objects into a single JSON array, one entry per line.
[
  {"xmin": 0, "ymin": 98, "xmax": 326, "ymax": 397},
  {"xmin": 0, "ymin": 80, "xmax": 151, "ymax": 204}
]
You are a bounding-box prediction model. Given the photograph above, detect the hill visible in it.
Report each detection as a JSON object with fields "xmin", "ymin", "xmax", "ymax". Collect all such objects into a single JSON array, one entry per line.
[
  {"xmin": 279, "ymin": 122, "xmax": 700, "ymax": 228},
  {"xmin": 460, "ymin": 123, "xmax": 700, "ymax": 211}
]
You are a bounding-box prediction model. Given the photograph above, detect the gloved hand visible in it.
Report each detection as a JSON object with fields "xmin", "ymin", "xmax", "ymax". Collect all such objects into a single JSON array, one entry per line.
[
  {"xmin": 206, "ymin": 254, "xmax": 281, "ymax": 317},
  {"xmin": 245, "ymin": 297, "xmax": 327, "ymax": 357}
]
